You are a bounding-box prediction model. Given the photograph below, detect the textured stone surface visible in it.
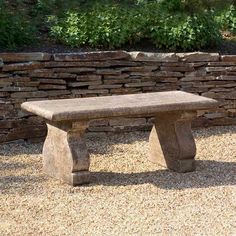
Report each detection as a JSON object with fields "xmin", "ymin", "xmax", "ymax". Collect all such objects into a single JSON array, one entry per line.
[
  {"xmin": 0, "ymin": 51, "xmax": 235, "ymax": 144},
  {"xmin": 177, "ymin": 52, "xmax": 219, "ymax": 62},
  {"xmin": 43, "ymin": 121, "xmax": 90, "ymax": 185},
  {"xmin": 221, "ymin": 55, "xmax": 236, "ymax": 62},
  {"xmin": 54, "ymin": 51, "xmax": 130, "ymax": 61},
  {"xmin": 21, "ymin": 91, "xmax": 217, "ymax": 121},
  {"xmin": 0, "ymin": 52, "xmax": 51, "ymax": 62},
  {"xmin": 149, "ymin": 111, "xmax": 197, "ymax": 172},
  {"xmin": 129, "ymin": 52, "xmax": 179, "ymax": 62},
  {"xmin": 21, "ymin": 91, "xmax": 217, "ymax": 185}
]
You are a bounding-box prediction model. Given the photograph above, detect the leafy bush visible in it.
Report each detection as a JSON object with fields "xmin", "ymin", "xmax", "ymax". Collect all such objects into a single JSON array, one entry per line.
[
  {"xmin": 48, "ymin": 4, "xmax": 148, "ymax": 48},
  {"xmin": 150, "ymin": 13, "xmax": 222, "ymax": 50},
  {"xmin": 216, "ymin": 5, "xmax": 236, "ymax": 34},
  {"xmin": 0, "ymin": 0, "xmax": 234, "ymax": 50},
  {"xmin": 0, "ymin": 2, "xmax": 36, "ymax": 49},
  {"xmin": 47, "ymin": 2, "xmax": 222, "ymax": 50}
]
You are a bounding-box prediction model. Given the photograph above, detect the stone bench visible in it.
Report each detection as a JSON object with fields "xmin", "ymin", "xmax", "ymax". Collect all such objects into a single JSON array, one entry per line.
[{"xmin": 21, "ymin": 91, "xmax": 218, "ymax": 186}]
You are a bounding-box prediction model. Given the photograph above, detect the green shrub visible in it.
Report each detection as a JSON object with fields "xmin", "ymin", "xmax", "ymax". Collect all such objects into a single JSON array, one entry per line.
[
  {"xmin": 216, "ymin": 5, "xmax": 236, "ymax": 34},
  {"xmin": 48, "ymin": 4, "xmax": 148, "ymax": 48},
  {"xmin": 0, "ymin": 3, "xmax": 36, "ymax": 49},
  {"xmin": 47, "ymin": 2, "xmax": 222, "ymax": 50},
  {"xmin": 149, "ymin": 13, "xmax": 222, "ymax": 50}
]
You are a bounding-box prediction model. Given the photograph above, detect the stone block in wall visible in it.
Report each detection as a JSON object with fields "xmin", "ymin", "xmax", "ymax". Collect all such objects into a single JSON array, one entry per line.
[
  {"xmin": 104, "ymin": 78, "xmax": 141, "ymax": 85},
  {"xmin": 205, "ymin": 67, "xmax": 229, "ymax": 72},
  {"xmin": 89, "ymin": 84, "xmax": 123, "ymax": 89},
  {"xmin": 44, "ymin": 60, "xmax": 139, "ymax": 68},
  {"xmin": 224, "ymin": 101, "xmax": 236, "ymax": 109},
  {"xmin": 89, "ymin": 119, "xmax": 109, "ymax": 127},
  {"xmin": 155, "ymin": 71, "xmax": 183, "ymax": 77},
  {"xmin": 0, "ymin": 53, "xmax": 51, "ymax": 62},
  {"xmin": 181, "ymin": 87, "xmax": 208, "ymax": 93},
  {"xmin": 97, "ymin": 69, "xmax": 122, "ymax": 75},
  {"xmin": 198, "ymin": 80, "xmax": 235, "ymax": 87},
  {"xmin": 38, "ymin": 84, "xmax": 67, "ymax": 90},
  {"xmin": 129, "ymin": 52, "xmax": 179, "ymax": 62},
  {"xmin": 202, "ymin": 91, "xmax": 236, "ymax": 99},
  {"xmin": 109, "ymin": 118, "xmax": 146, "ymax": 126},
  {"xmin": 0, "ymin": 125, "xmax": 47, "ymax": 143},
  {"xmin": 228, "ymin": 109, "xmax": 236, "ymax": 117},
  {"xmin": 113, "ymin": 124, "xmax": 152, "ymax": 132},
  {"xmin": 209, "ymin": 88, "xmax": 235, "ymax": 92},
  {"xmin": 0, "ymin": 120, "xmax": 14, "ymax": 129},
  {"xmin": 15, "ymin": 81, "xmax": 40, "ymax": 87},
  {"xmin": 125, "ymin": 82, "xmax": 156, "ymax": 88},
  {"xmin": 0, "ymin": 73, "xmax": 11, "ymax": 78},
  {"xmin": 76, "ymin": 75, "xmax": 102, "ymax": 81},
  {"xmin": 208, "ymin": 62, "xmax": 236, "ymax": 66},
  {"xmin": 185, "ymin": 69, "xmax": 207, "ymax": 77},
  {"xmin": 177, "ymin": 52, "xmax": 219, "ymax": 62},
  {"xmin": 110, "ymin": 88, "xmax": 141, "ymax": 94},
  {"xmin": 0, "ymin": 87, "xmax": 37, "ymax": 92},
  {"xmin": 143, "ymin": 85, "xmax": 179, "ymax": 92},
  {"xmin": 160, "ymin": 66, "xmax": 194, "ymax": 72},
  {"xmin": 103, "ymin": 74, "xmax": 130, "ymax": 80},
  {"xmin": 88, "ymin": 126, "xmax": 115, "ymax": 132},
  {"xmin": 36, "ymin": 78, "xmax": 66, "ymax": 85},
  {"xmin": 11, "ymin": 91, "xmax": 48, "ymax": 98},
  {"xmin": 45, "ymin": 90, "xmax": 71, "ymax": 97},
  {"xmin": 0, "ymin": 118, "xmax": 44, "ymax": 130},
  {"xmin": 2, "ymin": 62, "xmax": 43, "ymax": 72},
  {"xmin": 208, "ymin": 117, "xmax": 236, "ymax": 125},
  {"xmin": 180, "ymin": 76, "xmax": 215, "ymax": 82},
  {"xmin": 0, "ymin": 92, "xmax": 10, "ymax": 97},
  {"xmin": 204, "ymin": 112, "xmax": 228, "ymax": 119},
  {"xmin": 221, "ymin": 55, "xmax": 236, "ymax": 62},
  {"xmin": 154, "ymin": 77, "xmax": 178, "ymax": 83},
  {"xmin": 121, "ymin": 66, "xmax": 159, "ymax": 72},
  {"xmin": 72, "ymin": 89, "xmax": 109, "ymax": 95},
  {"xmin": 53, "ymin": 67, "xmax": 96, "ymax": 73},
  {"xmin": 1, "ymin": 77, "xmax": 31, "ymax": 83},
  {"xmin": 0, "ymin": 81, "xmax": 12, "ymax": 87},
  {"xmin": 53, "ymin": 51, "xmax": 130, "ymax": 61},
  {"xmin": 30, "ymin": 70, "xmax": 77, "ymax": 79},
  {"xmin": 68, "ymin": 81, "xmax": 102, "ymax": 87},
  {"xmin": 216, "ymin": 75, "xmax": 236, "ymax": 81}
]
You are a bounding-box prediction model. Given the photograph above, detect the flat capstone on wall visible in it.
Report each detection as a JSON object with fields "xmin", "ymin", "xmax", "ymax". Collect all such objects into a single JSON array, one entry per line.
[{"xmin": 0, "ymin": 51, "xmax": 235, "ymax": 143}]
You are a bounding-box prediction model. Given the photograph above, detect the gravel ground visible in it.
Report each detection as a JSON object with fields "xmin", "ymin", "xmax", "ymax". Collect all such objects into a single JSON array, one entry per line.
[{"xmin": 0, "ymin": 126, "xmax": 236, "ymax": 236}]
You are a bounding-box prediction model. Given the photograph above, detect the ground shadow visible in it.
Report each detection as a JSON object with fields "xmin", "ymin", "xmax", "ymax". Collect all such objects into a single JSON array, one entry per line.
[
  {"xmin": 0, "ymin": 162, "xmax": 29, "ymax": 171},
  {"xmin": 192, "ymin": 126, "xmax": 236, "ymax": 139},
  {"xmin": 0, "ymin": 142, "xmax": 43, "ymax": 156},
  {"xmin": 88, "ymin": 160, "xmax": 236, "ymax": 190},
  {"xmin": 0, "ymin": 175, "xmax": 48, "ymax": 195}
]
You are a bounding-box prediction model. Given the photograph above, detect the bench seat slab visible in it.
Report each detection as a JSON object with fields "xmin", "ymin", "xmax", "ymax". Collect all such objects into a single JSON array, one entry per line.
[
  {"xmin": 149, "ymin": 111, "xmax": 197, "ymax": 172},
  {"xmin": 43, "ymin": 121, "xmax": 90, "ymax": 185}
]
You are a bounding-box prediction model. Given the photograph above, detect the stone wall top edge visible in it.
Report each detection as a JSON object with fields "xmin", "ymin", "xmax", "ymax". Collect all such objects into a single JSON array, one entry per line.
[{"xmin": 2, "ymin": 51, "xmax": 236, "ymax": 63}]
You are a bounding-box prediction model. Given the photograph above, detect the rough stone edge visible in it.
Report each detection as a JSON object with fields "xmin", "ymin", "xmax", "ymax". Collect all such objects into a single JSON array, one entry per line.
[
  {"xmin": 0, "ymin": 52, "xmax": 52, "ymax": 62},
  {"xmin": 53, "ymin": 51, "xmax": 131, "ymax": 61}
]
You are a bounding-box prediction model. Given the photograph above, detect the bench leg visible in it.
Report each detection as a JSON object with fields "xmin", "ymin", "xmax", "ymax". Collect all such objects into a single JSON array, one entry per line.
[
  {"xmin": 148, "ymin": 111, "xmax": 197, "ymax": 172},
  {"xmin": 43, "ymin": 121, "xmax": 90, "ymax": 186}
]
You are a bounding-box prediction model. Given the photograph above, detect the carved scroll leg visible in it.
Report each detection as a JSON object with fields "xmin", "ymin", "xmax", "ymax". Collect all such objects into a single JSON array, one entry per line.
[
  {"xmin": 148, "ymin": 111, "xmax": 197, "ymax": 173},
  {"xmin": 43, "ymin": 121, "xmax": 90, "ymax": 186}
]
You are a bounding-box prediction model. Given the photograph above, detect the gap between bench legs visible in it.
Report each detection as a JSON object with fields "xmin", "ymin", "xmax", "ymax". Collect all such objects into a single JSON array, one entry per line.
[
  {"xmin": 148, "ymin": 111, "xmax": 197, "ymax": 173},
  {"xmin": 43, "ymin": 121, "xmax": 90, "ymax": 186}
]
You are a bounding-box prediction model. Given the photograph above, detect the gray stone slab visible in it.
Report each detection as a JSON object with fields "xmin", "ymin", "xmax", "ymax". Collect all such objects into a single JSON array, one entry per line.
[{"xmin": 22, "ymin": 91, "xmax": 218, "ymax": 121}]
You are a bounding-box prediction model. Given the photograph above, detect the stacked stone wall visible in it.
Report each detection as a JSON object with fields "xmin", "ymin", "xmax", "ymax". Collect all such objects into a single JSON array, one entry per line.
[{"xmin": 0, "ymin": 51, "xmax": 235, "ymax": 143}]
